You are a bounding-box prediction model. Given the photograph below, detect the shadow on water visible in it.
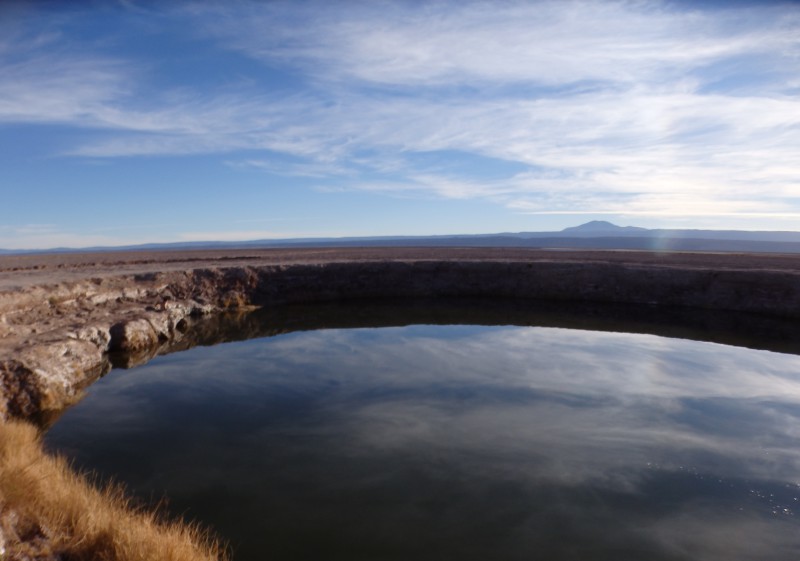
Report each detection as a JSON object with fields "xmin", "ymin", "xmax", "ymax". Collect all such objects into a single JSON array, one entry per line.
[
  {"xmin": 257, "ymin": 297, "xmax": 800, "ymax": 354},
  {"xmin": 111, "ymin": 298, "xmax": 800, "ymax": 370}
]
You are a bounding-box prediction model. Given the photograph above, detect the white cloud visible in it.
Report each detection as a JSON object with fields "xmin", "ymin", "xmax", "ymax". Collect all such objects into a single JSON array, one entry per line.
[
  {"xmin": 177, "ymin": 230, "xmax": 303, "ymax": 242},
  {"xmin": 199, "ymin": 1, "xmax": 799, "ymax": 88},
  {"xmin": 2, "ymin": 0, "xmax": 800, "ymax": 223},
  {"xmin": 0, "ymin": 224, "xmax": 127, "ymax": 250},
  {"xmin": 225, "ymin": 158, "xmax": 354, "ymax": 178},
  {"xmin": 0, "ymin": 53, "xmax": 129, "ymax": 125}
]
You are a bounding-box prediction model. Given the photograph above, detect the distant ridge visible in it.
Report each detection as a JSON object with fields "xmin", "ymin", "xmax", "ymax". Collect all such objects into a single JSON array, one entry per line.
[
  {"xmin": 560, "ymin": 220, "xmax": 648, "ymax": 235},
  {"xmin": 3, "ymin": 221, "xmax": 800, "ymax": 255}
]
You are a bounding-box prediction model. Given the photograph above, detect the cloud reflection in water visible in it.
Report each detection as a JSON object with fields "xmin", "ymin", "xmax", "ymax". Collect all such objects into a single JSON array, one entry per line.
[{"xmin": 46, "ymin": 326, "xmax": 800, "ymax": 560}]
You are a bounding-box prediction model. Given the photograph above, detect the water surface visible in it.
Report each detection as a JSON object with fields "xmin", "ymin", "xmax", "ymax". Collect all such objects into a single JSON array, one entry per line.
[{"xmin": 45, "ymin": 307, "xmax": 800, "ymax": 560}]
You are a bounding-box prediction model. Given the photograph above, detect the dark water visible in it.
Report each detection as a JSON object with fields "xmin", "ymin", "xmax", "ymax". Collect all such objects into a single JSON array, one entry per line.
[{"xmin": 45, "ymin": 304, "xmax": 800, "ymax": 560}]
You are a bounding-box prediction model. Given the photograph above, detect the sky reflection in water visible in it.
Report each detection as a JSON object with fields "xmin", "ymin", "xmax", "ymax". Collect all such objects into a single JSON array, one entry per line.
[{"xmin": 45, "ymin": 325, "xmax": 800, "ymax": 561}]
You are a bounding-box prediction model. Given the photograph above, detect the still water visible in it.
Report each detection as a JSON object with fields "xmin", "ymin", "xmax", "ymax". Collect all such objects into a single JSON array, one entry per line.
[{"xmin": 45, "ymin": 303, "xmax": 800, "ymax": 560}]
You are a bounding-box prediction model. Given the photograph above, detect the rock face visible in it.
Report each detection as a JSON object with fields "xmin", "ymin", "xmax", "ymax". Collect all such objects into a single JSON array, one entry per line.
[{"xmin": 1, "ymin": 254, "xmax": 800, "ymax": 421}]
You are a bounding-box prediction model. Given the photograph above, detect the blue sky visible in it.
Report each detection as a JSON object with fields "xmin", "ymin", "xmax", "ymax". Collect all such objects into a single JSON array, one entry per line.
[{"xmin": 2, "ymin": 0, "xmax": 800, "ymax": 249}]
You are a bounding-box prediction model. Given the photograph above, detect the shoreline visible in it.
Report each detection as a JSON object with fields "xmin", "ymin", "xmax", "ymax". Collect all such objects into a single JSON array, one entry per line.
[{"xmin": 2, "ymin": 247, "xmax": 800, "ymax": 421}]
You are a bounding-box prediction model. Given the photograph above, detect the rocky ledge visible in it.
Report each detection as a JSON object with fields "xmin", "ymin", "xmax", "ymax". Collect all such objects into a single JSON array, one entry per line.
[{"xmin": 1, "ymin": 248, "xmax": 800, "ymax": 421}]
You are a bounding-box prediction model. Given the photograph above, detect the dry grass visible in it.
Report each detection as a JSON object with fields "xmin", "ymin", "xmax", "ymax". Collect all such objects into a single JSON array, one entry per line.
[{"xmin": 0, "ymin": 418, "xmax": 227, "ymax": 561}]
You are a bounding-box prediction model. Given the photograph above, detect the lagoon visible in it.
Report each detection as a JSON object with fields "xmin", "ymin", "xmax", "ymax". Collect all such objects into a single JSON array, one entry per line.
[{"xmin": 45, "ymin": 301, "xmax": 800, "ymax": 560}]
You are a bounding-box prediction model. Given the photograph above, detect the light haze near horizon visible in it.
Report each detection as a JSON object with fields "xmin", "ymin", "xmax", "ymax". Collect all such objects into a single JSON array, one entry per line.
[{"xmin": 1, "ymin": 0, "xmax": 800, "ymax": 250}]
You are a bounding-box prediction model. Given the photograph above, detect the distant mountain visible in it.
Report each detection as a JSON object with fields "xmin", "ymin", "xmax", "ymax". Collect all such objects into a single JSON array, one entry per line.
[
  {"xmin": 553, "ymin": 222, "xmax": 800, "ymax": 244},
  {"xmin": 3, "ymin": 221, "xmax": 800, "ymax": 255},
  {"xmin": 560, "ymin": 221, "xmax": 648, "ymax": 235}
]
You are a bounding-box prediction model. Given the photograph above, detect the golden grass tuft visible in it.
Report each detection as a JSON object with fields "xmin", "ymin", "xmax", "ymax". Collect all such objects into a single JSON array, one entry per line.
[{"xmin": 0, "ymin": 418, "xmax": 227, "ymax": 560}]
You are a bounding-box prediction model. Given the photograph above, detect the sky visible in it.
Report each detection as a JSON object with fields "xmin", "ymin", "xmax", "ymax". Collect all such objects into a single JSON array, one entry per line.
[{"xmin": 2, "ymin": 0, "xmax": 800, "ymax": 250}]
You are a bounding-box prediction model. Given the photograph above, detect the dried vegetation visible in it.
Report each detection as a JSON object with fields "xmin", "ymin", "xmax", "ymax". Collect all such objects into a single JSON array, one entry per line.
[{"xmin": 0, "ymin": 419, "xmax": 227, "ymax": 561}]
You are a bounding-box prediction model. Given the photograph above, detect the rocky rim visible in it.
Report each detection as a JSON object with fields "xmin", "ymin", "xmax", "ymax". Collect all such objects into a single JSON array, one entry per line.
[{"xmin": 2, "ymin": 247, "xmax": 800, "ymax": 423}]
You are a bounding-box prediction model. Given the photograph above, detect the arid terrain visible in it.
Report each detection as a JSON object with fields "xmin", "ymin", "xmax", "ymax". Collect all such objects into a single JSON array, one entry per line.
[
  {"xmin": 5, "ymin": 246, "xmax": 800, "ymax": 289},
  {"xmin": 3, "ymin": 246, "xmax": 800, "ymax": 420},
  {"xmin": 1, "ymin": 246, "xmax": 800, "ymax": 559}
]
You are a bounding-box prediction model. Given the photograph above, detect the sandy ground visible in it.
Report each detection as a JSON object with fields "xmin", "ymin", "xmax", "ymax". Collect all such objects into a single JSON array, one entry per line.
[{"xmin": 3, "ymin": 246, "xmax": 800, "ymax": 290}]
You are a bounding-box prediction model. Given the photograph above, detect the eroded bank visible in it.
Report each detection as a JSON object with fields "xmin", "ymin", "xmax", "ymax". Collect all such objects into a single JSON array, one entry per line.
[{"xmin": 2, "ymin": 255, "xmax": 800, "ymax": 421}]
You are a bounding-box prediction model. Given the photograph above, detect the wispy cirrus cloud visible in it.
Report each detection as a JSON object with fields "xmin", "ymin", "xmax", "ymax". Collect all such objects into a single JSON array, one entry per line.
[
  {"xmin": 177, "ymin": 230, "xmax": 302, "ymax": 242},
  {"xmin": 194, "ymin": 0, "xmax": 800, "ymax": 89},
  {"xmin": 0, "ymin": 53, "xmax": 128, "ymax": 125},
  {"xmin": 0, "ymin": 224, "xmax": 127, "ymax": 250},
  {"xmin": 2, "ymin": 0, "xmax": 800, "ymax": 226}
]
